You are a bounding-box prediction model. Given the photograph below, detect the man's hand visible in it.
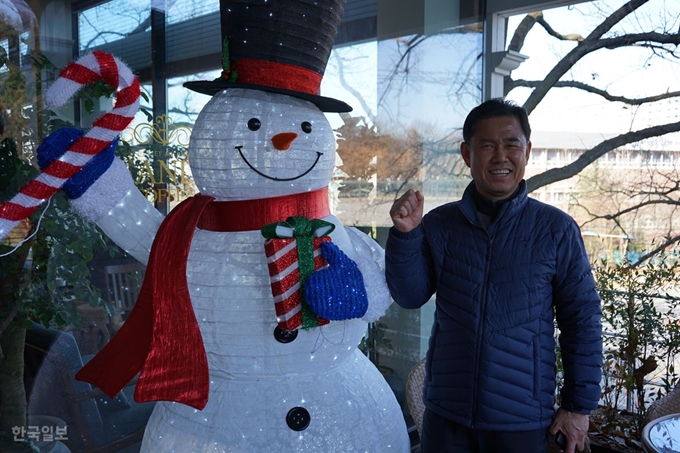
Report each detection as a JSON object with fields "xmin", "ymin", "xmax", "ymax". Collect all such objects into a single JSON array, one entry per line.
[
  {"xmin": 550, "ymin": 408, "xmax": 589, "ymax": 453},
  {"xmin": 389, "ymin": 189, "xmax": 424, "ymax": 233}
]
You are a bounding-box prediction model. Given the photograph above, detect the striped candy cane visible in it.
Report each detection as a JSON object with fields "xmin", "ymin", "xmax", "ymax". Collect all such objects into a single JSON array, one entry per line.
[{"xmin": 0, "ymin": 50, "xmax": 140, "ymax": 242}]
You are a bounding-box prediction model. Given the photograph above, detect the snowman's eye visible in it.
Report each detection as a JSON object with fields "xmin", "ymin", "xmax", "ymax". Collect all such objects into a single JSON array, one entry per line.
[
  {"xmin": 301, "ymin": 122, "xmax": 312, "ymax": 134},
  {"xmin": 247, "ymin": 118, "xmax": 261, "ymax": 131}
]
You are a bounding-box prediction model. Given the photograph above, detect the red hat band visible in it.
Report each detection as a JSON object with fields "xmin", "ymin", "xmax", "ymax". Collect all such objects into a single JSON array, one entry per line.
[{"xmin": 226, "ymin": 59, "xmax": 322, "ymax": 96}]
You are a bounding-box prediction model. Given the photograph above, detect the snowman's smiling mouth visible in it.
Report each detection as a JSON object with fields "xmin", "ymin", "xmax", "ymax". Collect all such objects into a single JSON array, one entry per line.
[{"xmin": 236, "ymin": 146, "xmax": 322, "ymax": 181}]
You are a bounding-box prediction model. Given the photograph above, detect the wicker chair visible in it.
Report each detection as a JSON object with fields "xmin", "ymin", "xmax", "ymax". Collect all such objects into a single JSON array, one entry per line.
[
  {"xmin": 645, "ymin": 385, "xmax": 680, "ymax": 426},
  {"xmin": 405, "ymin": 357, "xmax": 427, "ymax": 438}
]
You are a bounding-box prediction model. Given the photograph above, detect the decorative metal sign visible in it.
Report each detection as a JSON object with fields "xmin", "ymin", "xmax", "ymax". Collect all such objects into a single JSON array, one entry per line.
[{"xmin": 128, "ymin": 114, "xmax": 192, "ymax": 147}]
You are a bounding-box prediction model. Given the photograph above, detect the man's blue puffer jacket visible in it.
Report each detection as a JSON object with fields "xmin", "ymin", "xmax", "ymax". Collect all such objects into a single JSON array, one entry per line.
[{"xmin": 385, "ymin": 181, "xmax": 602, "ymax": 431}]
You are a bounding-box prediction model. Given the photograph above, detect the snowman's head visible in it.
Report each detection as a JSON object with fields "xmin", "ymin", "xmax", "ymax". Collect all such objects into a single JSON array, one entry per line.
[{"xmin": 188, "ymin": 88, "xmax": 337, "ymax": 200}]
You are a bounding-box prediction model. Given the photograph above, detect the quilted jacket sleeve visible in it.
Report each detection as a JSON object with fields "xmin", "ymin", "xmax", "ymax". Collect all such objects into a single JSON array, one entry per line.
[
  {"xmin": 553, "ymin": 219, "xmax": 603, "ymax": 414},
  {"xmin": 385, "ymin": 225, "xmax": 436, "ymax": 309}
]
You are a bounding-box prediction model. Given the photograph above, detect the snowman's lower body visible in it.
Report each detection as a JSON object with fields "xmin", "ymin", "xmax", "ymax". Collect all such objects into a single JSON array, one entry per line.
[{"xmin": 139, "ymin": 350, "xmax": 409, "ymax": 452}]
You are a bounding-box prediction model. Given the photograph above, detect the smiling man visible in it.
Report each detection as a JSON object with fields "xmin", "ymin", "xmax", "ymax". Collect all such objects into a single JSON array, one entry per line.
[{"xmin": 385, "ymin": 99, "xmax": 603, "ymax": 453}]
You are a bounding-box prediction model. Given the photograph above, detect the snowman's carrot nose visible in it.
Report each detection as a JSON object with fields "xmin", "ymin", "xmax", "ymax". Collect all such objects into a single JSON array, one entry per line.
[{"xmin": 271, "ymin": 132, "xmax": 298, "ymax": 150}]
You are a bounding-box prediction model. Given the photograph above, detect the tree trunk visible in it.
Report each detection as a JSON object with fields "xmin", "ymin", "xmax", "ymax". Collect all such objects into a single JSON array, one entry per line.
[{"xmin": 0, "ymin": 325, "xmax": 27, "ymax": 439}]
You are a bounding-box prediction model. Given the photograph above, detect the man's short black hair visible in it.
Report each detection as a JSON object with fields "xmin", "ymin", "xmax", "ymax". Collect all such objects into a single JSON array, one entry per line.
[{"xmin": 462, "ymin": 98, "xmax": 531, "ymax": 144}]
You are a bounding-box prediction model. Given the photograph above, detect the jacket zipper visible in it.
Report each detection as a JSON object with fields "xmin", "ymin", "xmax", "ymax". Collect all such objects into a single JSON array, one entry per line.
[{"xmin": 471, "ymin": 233, "xmax": 493, "ymax": 428}]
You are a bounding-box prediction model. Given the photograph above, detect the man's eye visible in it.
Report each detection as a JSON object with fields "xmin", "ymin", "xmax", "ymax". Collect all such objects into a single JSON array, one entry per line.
[
  {"xmin": 247, "ymin": 118, "xmax": 261, "ymax": 131},
  {"xmin": 301, "ymin": 121, "xmax": 312, "ymax": 134}
]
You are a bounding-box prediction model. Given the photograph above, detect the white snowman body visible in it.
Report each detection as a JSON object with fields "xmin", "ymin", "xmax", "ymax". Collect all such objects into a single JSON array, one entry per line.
[{"xmin": 72, "ymin": 88, "xmax": 409, "ymax": 452}]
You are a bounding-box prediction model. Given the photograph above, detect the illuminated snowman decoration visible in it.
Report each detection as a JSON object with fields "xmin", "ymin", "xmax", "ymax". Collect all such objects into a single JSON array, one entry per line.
[
  {"xmin": 141, "ymin": 87, "xmax": 408, "ymax": 453},
  {"xmin": 70, "ymin": 1, "xmax": 410, "ymax": 451}
]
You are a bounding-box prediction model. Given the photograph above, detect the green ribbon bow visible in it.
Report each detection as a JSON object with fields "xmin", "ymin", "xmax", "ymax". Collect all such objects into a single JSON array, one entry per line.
[{"xmin": 262, "ymin": 216, "xmax": 335, "ymax": 329}]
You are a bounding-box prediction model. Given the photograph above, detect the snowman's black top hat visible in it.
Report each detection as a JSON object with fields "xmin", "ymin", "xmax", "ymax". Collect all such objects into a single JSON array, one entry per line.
[{"xmin": 184, "ymin": 0, "xmax": 352, "ymax": 113}]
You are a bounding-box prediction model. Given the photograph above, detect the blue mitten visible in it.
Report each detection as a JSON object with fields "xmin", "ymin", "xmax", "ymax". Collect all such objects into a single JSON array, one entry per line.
[
  {"xmin": 36, "ymin": 127, "xmax": 117, "ymax": 199},
  {"xmin": 305, "ymin": 241, "xmax": 369, "ymax": 321}
]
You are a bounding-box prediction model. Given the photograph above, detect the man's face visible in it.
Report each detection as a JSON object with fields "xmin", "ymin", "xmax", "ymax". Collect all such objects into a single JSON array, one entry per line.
[{"xmin": 460, "ymin": 115, "xmax": 531, "ymax": 202}]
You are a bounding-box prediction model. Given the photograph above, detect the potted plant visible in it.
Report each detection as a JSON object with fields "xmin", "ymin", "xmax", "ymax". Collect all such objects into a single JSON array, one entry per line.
[{"xmin": 576, "ymin": 253, "xmax": 680, "ymax": 452}]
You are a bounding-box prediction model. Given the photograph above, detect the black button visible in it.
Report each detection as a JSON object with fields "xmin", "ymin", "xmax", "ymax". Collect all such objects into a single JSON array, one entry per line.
[
  {"xmin": 286, "ymin": 407, "xmax": 310, "ymax": 431},
  {"xmin": 274, "ymin": 326, "xmax": 298, "ymax": 343}
]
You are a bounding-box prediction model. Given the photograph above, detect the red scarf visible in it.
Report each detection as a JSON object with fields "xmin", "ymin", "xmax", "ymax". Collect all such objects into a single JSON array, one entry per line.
[{"xmin": 75, "ymin": 188, "xmax": 330, "ymax": 410}]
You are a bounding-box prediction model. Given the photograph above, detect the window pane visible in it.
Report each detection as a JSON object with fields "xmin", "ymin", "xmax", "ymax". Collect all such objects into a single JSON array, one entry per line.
[
  {"xmin": 322, "ymin": 8, "xmax": 483, "ymax": 431},
  {"xmin": 79, "ymin": 0, "xmax": 150, "ymax": 51}
]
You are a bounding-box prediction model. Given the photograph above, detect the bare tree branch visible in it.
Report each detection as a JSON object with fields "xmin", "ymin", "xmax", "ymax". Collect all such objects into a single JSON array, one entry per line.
[
  {"xmin": 606, "ymin": 198, "xmax": 680, "ymax": 220},
  {"xmin": 597, "ymin": 32, "xmax": 680, "ymax": 52},
  {"xmin": 507, "ymin": 11, "xmax": 585, "ymax": 53},
  {"xmin": 378, "ymin": 34, "xmax": 429, "ymax": 106},
  {"xmin": 526, "ymin": 120, "xmax": 680, "ymax": 191},
  {"xmin": 331, "ymin": 49, "xmax": 376, "ymax": 124},
  {"xmin": 632, "ymin": 235, "xmax": 680, "ymax": 267},
  {"xmin": 509, "ymin": 79, "xmax": 680, "ymax": 105},
  {"xmin": 522, "ymin": 0, "xmax": 650, "ymax": 114},
  {"xmin": 534, "ymin": 14, "xmax": 585, "ymax": 42},
  {"xmin": 128, "ymin": 17, "xmax": 151, "ymax": 35},
  {"xmin": 507, "ymin": 13, "xmax": 541, "ymax": 52}
]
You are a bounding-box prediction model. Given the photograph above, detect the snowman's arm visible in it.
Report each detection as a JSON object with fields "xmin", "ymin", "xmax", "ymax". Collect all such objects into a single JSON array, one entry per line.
[
  {"xmin": 343, "ymin": 226, "xmax": 393, "ymax": 322},
  {"xmin": 70, "ymin": 157, "xmax": 162, "ymax": 265}
]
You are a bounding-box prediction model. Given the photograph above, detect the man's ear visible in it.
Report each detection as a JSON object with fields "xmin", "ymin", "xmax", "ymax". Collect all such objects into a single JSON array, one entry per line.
[
  {"xmin": 525, "ymin": 140, "xmax": 532, "ymax": 160},
  {"xmin": 460, "ymin": 141, "xmax": 471, "ymax": 168}
]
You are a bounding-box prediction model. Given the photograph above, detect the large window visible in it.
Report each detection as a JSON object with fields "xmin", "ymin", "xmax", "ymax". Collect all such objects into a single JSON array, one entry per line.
[{"xmin": 73, "ymin": 0, "xmax": 485, "ymax": 433}]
